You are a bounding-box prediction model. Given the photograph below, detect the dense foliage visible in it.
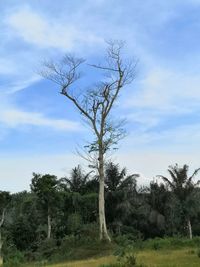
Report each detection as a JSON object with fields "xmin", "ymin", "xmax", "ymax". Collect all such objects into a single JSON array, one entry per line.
[{"xmin": 1, "ymin": 163, "xmax": 200, "ymax": 265}]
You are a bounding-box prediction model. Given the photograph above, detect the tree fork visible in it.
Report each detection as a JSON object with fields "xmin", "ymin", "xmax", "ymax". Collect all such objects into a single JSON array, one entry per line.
[{"xmin": 40, "ymin": 41, "xmax": 136, "ymax": 241}]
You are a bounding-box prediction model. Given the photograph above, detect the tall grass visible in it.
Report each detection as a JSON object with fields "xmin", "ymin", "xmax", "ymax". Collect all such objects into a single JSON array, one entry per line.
[
  {"xmin": 23, "ymin": 248, "xmax": 200, "ymax": 267},
  {"xmin": 9, "ymin": 237, "xmax": 200, "ymax": 267}
]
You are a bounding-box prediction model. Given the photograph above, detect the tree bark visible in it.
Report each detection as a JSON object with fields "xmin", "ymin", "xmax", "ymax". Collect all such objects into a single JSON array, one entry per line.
[
  {"xmin": 98, "ymin": 149, "xmax": 111, "ymax": 241},
  {"xmin": 187, "ymin": 218, "xmax": 193, "ymax": 239},
  {"xmin": 47, "ymin": 207, "xmax": 51, "ymax": 239},
  {"xmin": 0, "ymin": 209, "xmax": 5, "ymax": 265},
  {"xmin": 0, "ymin": 230, "xmax": 3, "ymax": 266}
]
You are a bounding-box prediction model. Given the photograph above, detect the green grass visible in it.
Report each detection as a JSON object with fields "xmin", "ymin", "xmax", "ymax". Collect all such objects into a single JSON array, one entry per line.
[
  {"xmin": 137, "ymin": 248, "xmax": 200, "ymax": 267},
  {"xmin": 23, "ymin": 247, "xmax": 200, "ymax": 267},
  {"xmin": 18, "ymin": 237, "xmax": 200, "ymax": 267},
  {"xmin": 22, "ymin": 256, "xmax": 115, "ymax": 267}
]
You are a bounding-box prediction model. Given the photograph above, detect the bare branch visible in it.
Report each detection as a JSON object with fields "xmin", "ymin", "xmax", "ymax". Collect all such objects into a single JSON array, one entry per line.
[
  {"xmin": 88, "ymin": 64, "xmax": 119, "ymax": 72},
  {"xmin": 39, "ymin": 41, "xmax": 136, "ymax": 241}
]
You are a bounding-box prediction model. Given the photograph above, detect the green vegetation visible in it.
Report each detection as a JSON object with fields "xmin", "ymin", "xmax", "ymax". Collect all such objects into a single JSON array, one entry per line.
[
  {"xmin": 19, "ymin": 244, "xmax": 200, "ymax": 267},
  {"xmin": 137, "ymin": 248, "xmax": 200, "ymax": 267},
  {"xmin": 1, "ymin": 163, "xmax": 200, "ymax": 266}
]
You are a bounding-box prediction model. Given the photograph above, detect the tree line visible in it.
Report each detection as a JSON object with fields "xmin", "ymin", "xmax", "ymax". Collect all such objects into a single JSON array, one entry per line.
[{"xmin": 0, "ymin": 162, "xmax": 200, "ymax": 263}]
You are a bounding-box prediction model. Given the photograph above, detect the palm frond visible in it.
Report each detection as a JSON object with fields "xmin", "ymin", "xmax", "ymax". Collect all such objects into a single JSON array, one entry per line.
[{"xmin": 157, "ymin": 175, "xmax": 174, "ymax": 189}]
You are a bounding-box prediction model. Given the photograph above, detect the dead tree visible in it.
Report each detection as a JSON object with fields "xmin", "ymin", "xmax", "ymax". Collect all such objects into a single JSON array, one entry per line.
[
  {"xmin": 0, "ymin": 209, "xmax": 5, "ymax": 265},
  {"xmin": 40, "ymin": 41, "xmax": 136, "ymax": 241},
  {"xmin": 0, "ymin": 191, "xmax": 10, "ymax": 264}
]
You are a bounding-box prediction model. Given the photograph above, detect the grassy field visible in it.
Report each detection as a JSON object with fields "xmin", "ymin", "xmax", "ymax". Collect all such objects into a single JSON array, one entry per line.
[
  {"xmin": 137, "ymin": 248, "xmax": 200, "ymax": 267},
  {"xmin": 24, "ymin": 256, "xmax": 115, "ymax": 267},
  {"xmin": 30, "ymin": 248, "xmax": 200, "ymax": 267}
]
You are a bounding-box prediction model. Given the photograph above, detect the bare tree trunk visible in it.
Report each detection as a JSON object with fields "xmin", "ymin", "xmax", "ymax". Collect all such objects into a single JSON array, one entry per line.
[
  {"xmin": 47, "ymin": 207, "xmax": 51, "ymax": 239},
  {"xmin": 98, "ymin": 149, "xmax": 111, "ymax": 242},
  {"xmin": 0, "ymin": 230, "xmax": 3, "ymax": 266},
  {"xmin": 0, "ymin": 209, "xmax": 5, "ymax": 266},
  {"xmin": 40, "ymin": 42, "xmax": 135, "ymax": 241},
  {"xmin": 187, "ymin": 218, "xmax": 193, "ymax": 239}
]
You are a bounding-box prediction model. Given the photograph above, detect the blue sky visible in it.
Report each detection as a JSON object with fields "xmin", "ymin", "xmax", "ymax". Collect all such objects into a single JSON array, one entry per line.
[{"xmin": 1, "ymin": 0, "xmax": 200, "ymax": 192}]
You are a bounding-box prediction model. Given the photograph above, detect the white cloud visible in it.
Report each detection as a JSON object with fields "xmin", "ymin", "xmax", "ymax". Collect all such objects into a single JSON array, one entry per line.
[
  {"xmin": 126, "ymin": 111, "xmax": 161, "ymax": 130},
  {"xmin": 122, "ymin": 67, "xmax": 200, "ymax": 131},
  {"xmin": 120, "ymin": 121, "xmax": 200, "ymax": 153},
  {"xmin": 1, "ymin": 149, "xmax": 200, "ymax": 192},
  {"xmin": 126, "ymin": 68, "xmax": 200, "ymax": 110},
  {"xmin": 6, "ymin": 7, "xmax": 103, "ymax": 51},
  {"xmin": 116, "ymin": 150, "xmax": 200, "ymax": 186},
  {"xmin": 1, "ymin": 75, "xmax": 41, "ymax": 94},
  {"xmin": 0, "ymin": 108, "xmax": 80, "ymax": 131},
  {"xmin": 0, "ymin": 153, "xmax": 85, "ymax": 192}
]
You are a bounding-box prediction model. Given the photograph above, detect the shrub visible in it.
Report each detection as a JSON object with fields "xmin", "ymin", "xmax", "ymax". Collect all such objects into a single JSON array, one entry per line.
[
  {"xmin": 3, "ymin": 249, "xmax": 25, "ymax": 267},
  {"xmin": 67, "ymin": 213, "xmax": 82, "ymax": 235},
  {"xmin": 197, "ymin": 249, "xmax": 200, "ymax": 258},
  {"xmin": 80, "ymin": 223, "xmax": 99, "ymax": 241},
  {"xmin": 34, "ymin": 238, "xmax": 57, "ymax": 261},
  {"xmin": 152, "ymin": 241, "xmax": 161, "ymax": 250},
  {"xmin": 123, "ymin": 253, "xmax": 137, "ymax": 266}
]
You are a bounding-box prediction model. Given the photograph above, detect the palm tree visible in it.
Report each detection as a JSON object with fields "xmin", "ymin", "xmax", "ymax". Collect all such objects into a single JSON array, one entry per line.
[
  {"xmin": 158, "ymin": 164, "xmax": 200, "ymax": 239},
  {"xmin": 105, "ymin": 162, "xmax": 126, "ymax": 191},
  {"xmin": 105, "ymin": 162, "xmax": 139, "ymax": 234},
  {"xmin": 61, "ymin": 165, "xmax": 93, "ymax": 194}
]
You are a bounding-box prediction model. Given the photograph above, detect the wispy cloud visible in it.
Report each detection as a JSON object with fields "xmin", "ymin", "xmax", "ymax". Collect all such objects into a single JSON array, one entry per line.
[
  {"xmin": 126, "ymin": 68, "xmax": 200, "ymax": 110},
  {"xmin": 1, "ymin": 76, "xmax": 41, "ymax": 94},
  {"xmin": 6, "ymin": 6, "xmax": 103, "ymax": 51},
  {"xmin": 121, "ymin": 121, "xmax": 200, "ymax": 152},
  {"xmin": 116, "ymin": 150, "xmax": 200, "ymax": 185},
  {"xmin": 0, "ymin": 108, "xmax": 81, "ymax": 131},
  {"xmin": 122, "ymin": 66, "xmax": 200, "ymax": 134},
  {"xmin": 0, "ymin": 153, "xmax": 84, "ymax": 192}
]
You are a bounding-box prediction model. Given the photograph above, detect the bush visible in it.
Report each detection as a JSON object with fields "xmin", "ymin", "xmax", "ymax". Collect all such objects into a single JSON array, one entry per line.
[
  {"xmin": 80, "ymin": 223, "xmax": 99, "ymax": 241},
  {"xmin": 3, "ymin": 249, "xmax": 25, "ymax": 267},
  {"xmin": 122, "ymin": 253, "xmax": 137, "ymax": 266},
  {"xmin": 143, "ymin": 237, "xmax": 200, "ymax": 250},
  {"xmin": 152, "ymin": 241, "xmax": 161, "ymax": 250},
  {"xmin": 34, "ymin": 238, "xmax": 57, "ymax": 261},
  {"xmin": 67, "ymin": 213, "xmax": 82, "ymax": 235},
  {"xmin": 114, "ymin": 235, "xmax": 135, "ymax": 247}
]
